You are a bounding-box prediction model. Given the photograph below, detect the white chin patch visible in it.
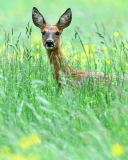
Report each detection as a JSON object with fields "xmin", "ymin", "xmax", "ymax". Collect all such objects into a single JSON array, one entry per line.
[
  {"xmin": 45, "ymin": 46, "xmax": 54, "ymax": 50},
  {"xmin": 45, "ymin": 44, "xmax": 54, "ymax": 50}
]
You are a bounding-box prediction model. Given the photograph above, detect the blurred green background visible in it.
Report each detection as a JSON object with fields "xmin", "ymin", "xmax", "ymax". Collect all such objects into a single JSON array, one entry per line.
[
  {"xmin": 0, "ymin": 0, "xmax": 128, "ymax": 44},
  {"xmin": 0, "ymin": 1, "xmax": 128, "ymax": 159}
]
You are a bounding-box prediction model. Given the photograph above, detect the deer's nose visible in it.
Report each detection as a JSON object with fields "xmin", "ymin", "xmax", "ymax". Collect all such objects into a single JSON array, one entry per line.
[{"xmin": 45, "ymin": 40, "xmax": 54, "ymax": 49}]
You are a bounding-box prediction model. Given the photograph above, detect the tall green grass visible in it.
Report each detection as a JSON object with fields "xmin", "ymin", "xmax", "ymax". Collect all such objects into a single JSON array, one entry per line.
[{"xmin": 0, "ymin": 0, "xmax": 128, "ymax": 159}]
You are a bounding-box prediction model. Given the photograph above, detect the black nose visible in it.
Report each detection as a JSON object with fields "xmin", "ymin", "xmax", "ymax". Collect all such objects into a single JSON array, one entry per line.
[{"xmin": 45, "ymin": 40, "xmax": 54, "ymax": 48}]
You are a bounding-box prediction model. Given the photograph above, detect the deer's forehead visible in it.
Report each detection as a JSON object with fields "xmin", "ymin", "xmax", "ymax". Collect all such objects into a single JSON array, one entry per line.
[{"xmin": 42, "ymin": 25, "xmax": 60, "ymax": 32}]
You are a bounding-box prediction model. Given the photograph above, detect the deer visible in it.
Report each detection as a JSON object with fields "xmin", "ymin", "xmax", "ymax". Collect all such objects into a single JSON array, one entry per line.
[{"xmin": 32, "ymin": 7, "xmax": 127, "ymax": 87}]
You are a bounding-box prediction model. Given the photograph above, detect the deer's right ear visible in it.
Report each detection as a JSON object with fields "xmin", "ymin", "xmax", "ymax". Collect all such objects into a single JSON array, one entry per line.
[
  {"xmin": 32, "ymin": 7, "xmax": 46, "ymax": 28},
  {"xmin": 57, "ymin": 8, "xmax": 72, "ymax": 29}
]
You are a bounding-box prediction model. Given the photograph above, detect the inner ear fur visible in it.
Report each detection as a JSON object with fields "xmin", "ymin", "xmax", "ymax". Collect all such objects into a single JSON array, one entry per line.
[
  {"xmin": 32, "ymin": 7, "xmax": 46, "ymax": 28},
  {"xmin": 56, "ymin": 8, "xmax": 72, "ymax": 29}
]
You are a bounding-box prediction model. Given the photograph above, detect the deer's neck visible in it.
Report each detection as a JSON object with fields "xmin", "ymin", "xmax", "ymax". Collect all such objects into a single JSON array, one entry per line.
[{"xmin": 46, "ymin": 47, "xmax": 73, "ymax": 84}]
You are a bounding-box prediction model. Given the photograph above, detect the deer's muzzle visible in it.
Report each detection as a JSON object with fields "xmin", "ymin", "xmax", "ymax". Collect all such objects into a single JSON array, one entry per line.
[{"xmin": 45, "ymin": 40, "xmax": 54, "ymax": 50}]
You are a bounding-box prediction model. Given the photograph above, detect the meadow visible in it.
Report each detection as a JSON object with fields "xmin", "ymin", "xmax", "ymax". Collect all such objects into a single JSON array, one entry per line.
[{"xmin": 0, "ymin": 0, "xmax": 128, "ymax": 159}]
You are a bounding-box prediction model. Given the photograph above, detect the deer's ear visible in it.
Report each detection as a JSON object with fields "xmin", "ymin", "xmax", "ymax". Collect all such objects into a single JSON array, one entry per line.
[
  {"xmin": 56, "ymin": 8, "xmax": 72, "ymax": 29},
  {"xmin": 32, "ymin": 7, "xmax": 46, "ymax": 28}
]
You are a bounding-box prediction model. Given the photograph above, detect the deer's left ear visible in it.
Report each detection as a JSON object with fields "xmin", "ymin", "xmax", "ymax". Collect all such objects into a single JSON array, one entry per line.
[
  {"xmin": 32, "ymin": 7, "xmax": 46, "ymax": 28},
  {"xmin": 56, "ymin": 8, "xmax": 72, "ymax": 29}
]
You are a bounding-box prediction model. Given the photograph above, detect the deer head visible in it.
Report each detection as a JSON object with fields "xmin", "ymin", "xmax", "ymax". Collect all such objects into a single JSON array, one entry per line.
[{"xmin": 32, "ymin": 7, "xmax": 72, "ymax": 51}]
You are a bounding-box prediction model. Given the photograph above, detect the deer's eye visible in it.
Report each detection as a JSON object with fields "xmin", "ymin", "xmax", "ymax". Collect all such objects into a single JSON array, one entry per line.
[
  {"xmin": 42, "ymin": 31, "xmax": 46, "ymax": 35},
  {"xmin": 55, "ymin": 32, "xmax": 60, "ymax": 36}
]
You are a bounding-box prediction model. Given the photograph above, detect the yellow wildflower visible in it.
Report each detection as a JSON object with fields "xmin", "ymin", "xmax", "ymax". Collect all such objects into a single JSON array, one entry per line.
[
  {"xmin": 27, "ymin": 133, "xmax": 41, "ymax": 145},
  {"xmin": 114, "ymin": 31, "xmax": 119, "ymax": 37},
  {"xmin": 111, "ymin": 143, "xmax": 124, "ymax": 156},
  {"xmin": 72, "ymin": 55, "xmax": 78, "ymax": 62},
  {"xmin": 19, "ymin": 133, "xmax": 41, "ymax": 149},
  {"xmin": 13, "ymin": 51, "xmax": 17, "ymax": 58},
  {"xmin": 102, "ymin": 46, "xmax": 107, "ymax": 51},
  {"xmin": 90, "ymin": 100, "xmax": 93, "ymax": 104},
  {"xmin": 35, "ymin": 53, "xmax": 40, "ymax": 59},
  {"xmin": 0, "ymin": 49, "xmax": 2, "ymax": 53},
  {"xmin": 84, "ymin": 44, "xmax": 96, "ymax": 53},
  {"xmin": 36, "ymin": 45, "xmax": 40, "ymax": 49},
  {"xmin": 84, "ymin": 44, "xmax": 89, "ymax": 53},
  {"xmin": 82, "ymin": 52, "xmax": 88, "ymax": 57},
  {"xmin": 125, "ymin": 62, "xmax": 128, "ymax": 66},
  {"xmin": 30, "ymin": 44, "xmax": 34, "ymax": 48},
  {"xmin": 7, "ymin": 53, "xmax": 10, "ymax": 57},
  {"xmin": 61, "ymin": 49, "xmax": 67, "ymax": 55},
  {"xmin": 20, "ymin": 54, "xmax": 24, "ymax": 59},
  {"xmin": 29, "ymin": 73, "xmax": 35, "ymax": 79},
  {"xmin": 40, "ymin": 63, "xmax": 43, "ymax": 67},
  {"xmin": 105, "ymin": 59, "xmax": 110, "ymax": 64},
  {"xmin": 89, "ymin": 54, "xmax": 94, "ymax": 59},
  {"xmin": 95, "ymin": 60, "xmax": 99, "ymax": 65},
  {"xmin": 81, "ymin": 59, "xmax": 86, "ymax": 63},
  {"xmin": 2, "ymin": 45, "xmax": 6, "ymax": 49},
  {"xmin": 91, "ymin": 45, "xmax": 96, "ymax": 52}
]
